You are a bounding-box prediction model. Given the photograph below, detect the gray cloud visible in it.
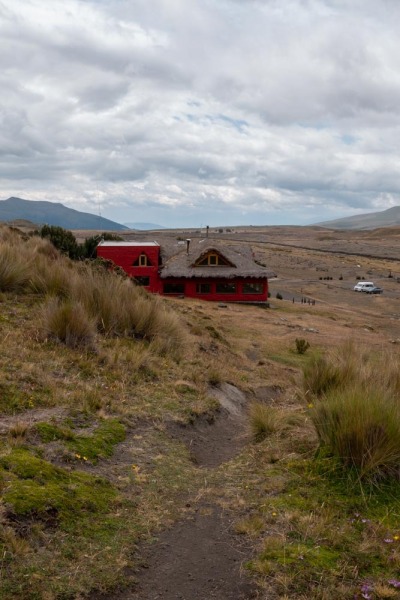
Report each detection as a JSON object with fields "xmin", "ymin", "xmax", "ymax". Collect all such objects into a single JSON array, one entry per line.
[{"xmin": 1, "ymin": 0, "xmax": 400, "ymax": 226}]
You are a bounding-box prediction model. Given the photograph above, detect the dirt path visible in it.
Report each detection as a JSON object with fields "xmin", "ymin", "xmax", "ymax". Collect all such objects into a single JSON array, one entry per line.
[
  {"xmin": 97, "ymin": 383, "xmax": 260, "ymax": 600},
  {"xmin": 115, "ymin": 504, "xmax": 258, "ymax": 600}
]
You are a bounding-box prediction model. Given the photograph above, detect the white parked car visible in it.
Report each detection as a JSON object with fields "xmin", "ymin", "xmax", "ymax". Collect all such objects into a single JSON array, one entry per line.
[{"xmin": 353, "ymin": 282, "xmax": 383, "ymax": 294}]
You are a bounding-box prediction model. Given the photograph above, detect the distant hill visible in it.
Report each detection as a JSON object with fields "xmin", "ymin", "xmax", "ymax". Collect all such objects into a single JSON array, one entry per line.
[
  {"xmin": 0, "ymin": 197, "xmax": 128, "ymax": 231},
  {"xmin": 315, "ymin": 206, "xmax": 400, "ymax": 230},
  {"xmin": 124, "ymin": 222, "xmax": 166, "ymax": 230}
]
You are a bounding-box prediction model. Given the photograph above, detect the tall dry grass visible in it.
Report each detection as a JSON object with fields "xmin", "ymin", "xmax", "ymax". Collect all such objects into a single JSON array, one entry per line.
[
  {"xmin": 0, "ymin": 243, "xmax": 32, "ymax": 292},
  {"xmin": 0, "ymin": 226, "xmax": 186, "ymax": 357},
  {"xmin": 40, "ymin": 298, "xmax": 97, "ymax": 349},
  {"xmin": 304, "ymin": 344, "xmax": 400, "ymax": 482}
]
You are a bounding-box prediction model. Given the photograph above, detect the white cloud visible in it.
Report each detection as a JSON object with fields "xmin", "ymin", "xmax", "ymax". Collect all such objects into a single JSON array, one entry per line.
[{"xmin": 1, "ymin": 0, "xmax": 400, "ymax": 226}]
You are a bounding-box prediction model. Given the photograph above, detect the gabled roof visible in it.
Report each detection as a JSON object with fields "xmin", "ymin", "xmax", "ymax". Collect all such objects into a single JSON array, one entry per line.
[
  {"xmin": 159, "ymin": 239, "xmax": 275, "ymax": 279},
  {"xmin": 192, "ymin": 248, "xmax": 235, "ymax": 268}
]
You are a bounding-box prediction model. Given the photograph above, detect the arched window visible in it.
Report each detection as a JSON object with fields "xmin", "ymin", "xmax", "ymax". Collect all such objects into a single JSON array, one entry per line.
[{"xmin": 133, "ymin": 253, "xmax": 152, "ymax": 267}]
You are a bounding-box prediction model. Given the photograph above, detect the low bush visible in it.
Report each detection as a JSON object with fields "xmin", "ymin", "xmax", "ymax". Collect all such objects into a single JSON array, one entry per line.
[
  {"xmin": 295, "ymin": 338, "xmax": 310, "ymax": 354},
  {"xmin": 38, "ymin": 225, "xmax": 81, "ymax": 259}
]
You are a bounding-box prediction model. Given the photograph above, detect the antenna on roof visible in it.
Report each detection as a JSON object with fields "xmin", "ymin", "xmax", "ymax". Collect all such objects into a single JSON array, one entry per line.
[{"xmin": 186, "ymin": 239, "xmax": 191, "ymax": 254}]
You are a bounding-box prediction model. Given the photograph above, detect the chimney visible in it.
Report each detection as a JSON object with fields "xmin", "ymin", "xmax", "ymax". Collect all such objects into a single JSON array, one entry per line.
[
  {"xmin": 206, "ymin": 225, "xmax": 209, "ymax": 238},
  {"xmin": 186, "ymin": 239, "xmax": 191, "ymax": 254}
]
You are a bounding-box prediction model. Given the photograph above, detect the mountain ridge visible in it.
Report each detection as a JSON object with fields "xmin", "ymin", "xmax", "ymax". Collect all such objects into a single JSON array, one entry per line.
[
  {"xmin": 315, "ymin": 206, "xmax": 400, "ymax": 230},
  {"xmin": 0, "ymin": 197, "xmax": 127, "ymax": 231}
]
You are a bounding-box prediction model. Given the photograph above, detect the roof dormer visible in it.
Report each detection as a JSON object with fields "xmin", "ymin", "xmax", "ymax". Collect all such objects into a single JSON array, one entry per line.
[{"xmin": 192, "ymin": 250, "xmax": 234, "ymax": 267}]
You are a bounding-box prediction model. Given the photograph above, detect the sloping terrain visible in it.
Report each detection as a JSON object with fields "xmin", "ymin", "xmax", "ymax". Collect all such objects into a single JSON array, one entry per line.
[
  {"xmin": 315, "ymin": 205, "xmax": 400, "ymax": 229},
  {"xmin": 1, "ymin": 224, "xmax": 400, "ymax": 599}
]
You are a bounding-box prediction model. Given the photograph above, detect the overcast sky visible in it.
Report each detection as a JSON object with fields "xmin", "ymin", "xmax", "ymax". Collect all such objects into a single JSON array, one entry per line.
[{"xmin": 1, "ymin": 0, "xmax": 400, "ymax": 227}]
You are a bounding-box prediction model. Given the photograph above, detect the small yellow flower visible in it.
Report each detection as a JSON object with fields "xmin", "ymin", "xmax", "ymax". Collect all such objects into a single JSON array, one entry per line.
[
  {"xmin": 394, "ymin": 535, "xmax": 399, "ymax": 541},
  {"xmin": 75, "ymin": 453, "xmax": 81, "ymax": 459},
  {"xmin": 83, "ymin": 456, "xmax": 88, "ymax": 461},
  {"xmin": 272, "ymin": 512, "xmax": 277, "ymax": 516},
  {"xmin": 308, "ymin": 403, "xmax": 314, "ymax": 408}
]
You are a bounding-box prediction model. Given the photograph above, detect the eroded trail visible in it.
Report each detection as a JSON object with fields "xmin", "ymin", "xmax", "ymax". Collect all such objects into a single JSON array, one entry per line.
[
  {"xmin": 118, "ymin": 505, "xmax": 257, "ymax": 600},
  {"xmin": 102, "ymin": 384, "xmax": 260, "ymax": 600}
]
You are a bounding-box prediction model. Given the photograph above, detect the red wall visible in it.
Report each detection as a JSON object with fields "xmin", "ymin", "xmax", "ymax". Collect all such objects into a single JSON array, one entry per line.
[{"xmin": 96, "ymin": 245, "xmax": 161, "ymax": 293}]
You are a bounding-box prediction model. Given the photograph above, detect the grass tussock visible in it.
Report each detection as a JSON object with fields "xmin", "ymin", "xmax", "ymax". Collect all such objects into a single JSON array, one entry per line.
[
  {"xmin": 312, "ymin": 385, "xmax": 400, "ymax": 481},
  {"xmin": 40, "ymin": 297, "xmax": 97, "ymax": 349},
  {"xmin": 0, "ymin": 243, "xmax": 32, "ymax": 292},
  {"xmin": 30, "ymin": 252, "xmax": 76, "ymax": 297},
  {"xmin": 249, "ymin": 402, "xmax": 301, "ymax": 443},
  {"xmin": 304, "ymin": 343, "xmax": 400, "ymax": 482}
]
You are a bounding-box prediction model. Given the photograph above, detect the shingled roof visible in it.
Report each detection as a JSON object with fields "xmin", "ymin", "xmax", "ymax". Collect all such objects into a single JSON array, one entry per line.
[{"xmin": 159, "ymin": 239, "xmax": 275, "ymax": 279}]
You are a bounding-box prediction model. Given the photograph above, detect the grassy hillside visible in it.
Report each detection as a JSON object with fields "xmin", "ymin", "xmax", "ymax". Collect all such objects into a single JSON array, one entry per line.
[{"xmin": 1, "ymin": 224, "xmax": 400, "ymax": 599}]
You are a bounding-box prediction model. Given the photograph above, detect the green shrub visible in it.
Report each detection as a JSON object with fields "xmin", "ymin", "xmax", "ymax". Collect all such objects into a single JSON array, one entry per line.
[
  {"xmin": 295, "ymin": 338, "xmax": 310, "ymax": 354},
  {"xmin": 276, "ymin": 292, "xmax": 283, "ymax": 300},
  {"xmin": 81, "ymin": 233, "xmax": 123, "ymax": 259},
  {"xmin": 38, "ymin": 225, "xmax": 81, "ymax": 259}
]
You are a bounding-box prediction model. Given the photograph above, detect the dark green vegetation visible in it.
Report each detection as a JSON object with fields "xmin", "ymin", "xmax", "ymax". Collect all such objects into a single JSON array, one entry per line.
[{"xmin": 38, "ymin": 224, "xmax": 123, "ymax": 259}]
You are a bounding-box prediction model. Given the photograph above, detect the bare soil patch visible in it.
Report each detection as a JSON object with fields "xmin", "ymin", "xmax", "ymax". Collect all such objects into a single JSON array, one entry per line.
[
  {"xmin": 168, "ymin": 383, "xmax": 249, "ymax": 467},
  {"xmin": 105, "ymin": 504, "xmax": 258, "ymax": 600}
]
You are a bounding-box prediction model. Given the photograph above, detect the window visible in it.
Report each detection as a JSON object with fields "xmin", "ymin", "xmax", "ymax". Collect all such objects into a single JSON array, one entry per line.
[
  {"xmin": 133, "ymin": 254, "xmax": 152, "ymax": 267},
  {"xmin": 163, "ymin": 283, "xmax": 185, "ymax": 294},
  {"xmin": 242, "ymin": 282, "xmax": 263, "ymax": 294},
  {"xmin": 195, "ymin": 252, "xmax": 232, "ymax": 267},
  {"xmin": 196, "ymin": 283, "xmax": 211, "ymax": 294},
  {"xmin": 216, "ymin": 282, "xmax": 236, "ymax": 294},
  {"xmin": 134, "ymin": 276, "xmax": 150, "ymax": 286}
]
